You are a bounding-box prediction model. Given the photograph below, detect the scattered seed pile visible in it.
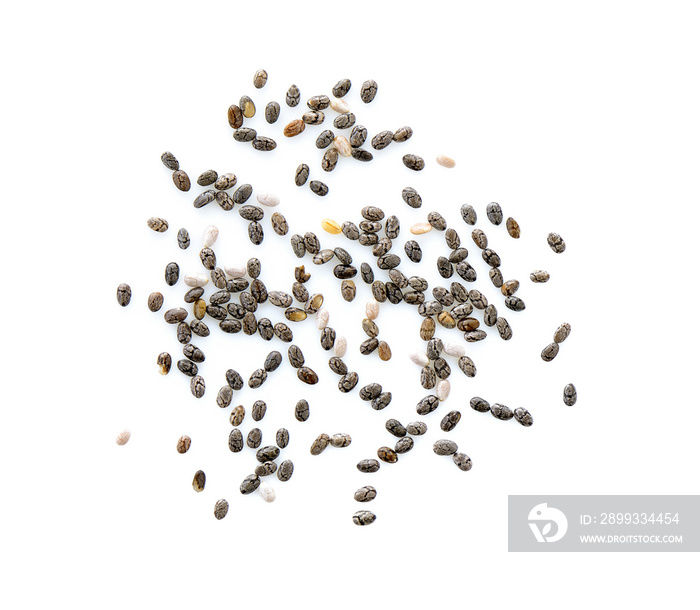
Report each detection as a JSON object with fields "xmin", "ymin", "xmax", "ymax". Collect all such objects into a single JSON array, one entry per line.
[{"xmin": 115, "ymin": 69, "xmax": 577, "ymax": 525}]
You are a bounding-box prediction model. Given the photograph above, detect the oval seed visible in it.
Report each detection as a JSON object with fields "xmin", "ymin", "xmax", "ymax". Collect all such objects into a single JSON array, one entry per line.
[
  {"xmin": 197, "ymin": 170, "xmax": 218, "ymax": 187},
  {"xmin": 264, "ymin": 102, "xmax": 280, "ymax": 124},
  {"xmin": 115, "ymin": 429, "xmax": 131, "ymax": 446},
  {"xmin": 259, "ymin": 483, "xmax": 276, "ymax": 503},
  {"xmin": 227, "ymin": 104, "xmax": 243, "ymax": 128},
  {"xmin": 214, "ymin": 173, "xmax": 237, "ymax": 190},
  {"xmin": 160, "ymin": 151, "xmax": 179, "ymax": 171},
  {"xmin": 177, "ymin": 228, "xmax": 190, "ymax": 250},
  {"xmin": 297, "ymin": 366, "xmax": 319, "ymax": 384},
  {"xmin": 286, "ymin": 84, "xmax": 300, "ymax": 107},
  {"xmin": 330, "ymin": 433, "xmax": 352, "ymax": 448},
  {"xmin": 359, "ymin": 383, "xmax": 382, "ymax": 401},
  {"xmin": 378, "ymin": 341, "xmax": 392, "ymax": 361},
  {"xmin": 563, "ymin": 383, "xmax": 577, "ymax": 406},
  {"xmin": 386, "ymin": 419, "xmax": 407, "ymax": 438},
  {"xmin": 433, "ymin": 439, "xmax": 458, "ymax": 456},
  {"xmin": 514, "ymin": 407, "xmax": 534, "ymax": 427},
  {"xmin": 440, "ymin": 410, "xmax": 462, "ymax": 432},
  {"xmin": 491, "ymin": 403, "xmax": 514, "ymax": 421},
  {"xmin": 371, "ymin": 130, "xmax": 393, "ymax": 150},
  {"xmin": 116, "ymin": 283, "xmax": 131, "ymax": 307},
  {"xmin": 403, "ymin": 154, "xmax": 425, "ymax": 171},
  {"xmin": 157, "ymin": 352, "xmax": 172, "ymax": 375},
  {"xmin": 310, "ymin": 433, "xmax": 330, "ymax": 455},
  {"xmin": 410, "ymin": 222, "xmax": 432, "ymax": 235},
  {"xmin": 230, "ymin": 405, "xmax": 245, "ymax": 426},
  {"xmin": 453, "ymin": 453, "xmax": 473, "ymax": 471},
  {"xmin": 256, "ymin": 192, "xmax": 280, "ymax": 207},
  {"xmin": 147, "ymin": 292, "xmax": 163, "ymax": 312},
  {"xmin": 353, "ymin": 511, "xmax": 377, "ymax": 526},
  {"xmin": 354, "ymin": 486, "xmax": 377, "ymax": 502},
  {"xmin": 334, "ymin": 335, "xmax": 347, "ymax": 357},
  {"xmin": 295, "ymin": 399, "xmax": 310, "ymax": 422},
  {"xmin": 322, "ymin": 218, "xmax": 342, "ymax": 234},
  {"xmin": 547, "ymin": 232, "xmax": 566, "ymax": 253},
  {"xmin": 357, "ymin": 459, "xmax": 380, "ymax": 473},
  {"xmin": 277, "ymin": 460, "xmax": 294, "ymax": 482},
  {"xmin": 214, "ymin": 499, "xmax": 229, "ymax": 520},
  {"xmin": 395, "ymin": 436, "xmax": 414, "ymax": 454},
  {"xmin": 393, "ymin": 126, "xmax": 413, "ymax": 142},
  {"xmin": 283, "ymin": 119, "xmax": 306, "ymax": 137},
  {"xmin": 496, "ymin": 317, "xmax": 513, "ymax": 340},
  {"xmin": 176, "ymin": 435, "xmax": 191, "ymax": 454},
  {"xmin": 402, "ymin": 186, "xmax": 422, "ymax": 209},
  {"xmin": 436, "ymin": 379, "xmax": 451, "ymax": 401},
  {"xmin": 486, "ymin": 202, "xmax": 503, "ymax": 225},
  {"xmin": 192, "ymin": 470, "xmax": 206, "ymax": 492},
  {"xmin": 147, "ymin": 217, "xmax": 168, "ymax": 233},
  {"xmin": 407, "ymin": 421, "xmax": 428, "ymax": 436},
  {"xmin": 436, "ymin": 154, "xmax": 456, "ymax": 168},
  {"xmin": 228, "ymin": 429, "xmax": 244, "ymax": 452},
  {"xmin": 360, "ymin": 79, "xmax": 378, "ymax": 103},
  {"xmin": 310, "ymin": 180, "xmax": 329, "ymax": 196},
  {"xmin": 333, "ymin": 135, "xmax": 352, "ymax": 157},
  {"xmin": 332, "ymin": 78, "xmax": 351, "ymax": 97},
  {"xmin": 541, "ymin": 342, "xmax": 560, "ymax": 362},
  {"xmin": 247, "ymin": 428, "xmax": 262, "ymax": 449},
  {"xmin": 506, "ymin": 217, "xmax": 521, "ymax": 238},
  {"xmin": 240, "ymin": 474, "xmax": 261, "ymax": 495},
  {"xmin": 253, "ymin": 68, "xmax": 268, "ymax": 89},
  {"xmin": 172, "ymin": 170, "xmax": 191, "ymax": 191},
  {"xmin": 240, "ymin": 95, "xmax": 256, "ymax": 118},
  {"xmin": 410, "ymin": 352, "xmax": 430, "ymax": 366},
  {"xmin": 530, "ymin": 270, "xmax": 550, "ymax": 283},
  {"xmin": 377, "ymin": 446, "xmax": 398, "ymax": 464},
  {"xmin": 190, "ymin": 375, "xmax": 205, "ymax": 398},
  {"xmin": 553, "ymin": 323, "xmax": 572, "ymax": 344}
]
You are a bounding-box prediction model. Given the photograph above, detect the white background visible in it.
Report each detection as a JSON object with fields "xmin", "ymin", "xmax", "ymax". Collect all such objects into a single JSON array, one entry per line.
[{"xmin": 2, "ymin": 1, "xmax": 699, "ymax": 608}]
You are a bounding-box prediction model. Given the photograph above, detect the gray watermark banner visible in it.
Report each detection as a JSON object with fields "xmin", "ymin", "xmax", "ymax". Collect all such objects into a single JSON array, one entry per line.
[{"xmin": 508, "ymin": 495, "xmax": 700, "ymax": 552}]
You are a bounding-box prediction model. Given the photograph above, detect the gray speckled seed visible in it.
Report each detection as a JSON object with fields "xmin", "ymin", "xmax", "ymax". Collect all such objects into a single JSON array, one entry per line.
[
  {"xmin": 403, "ymin": 154, "xmax": 425, "ymax": 171},
  {"xmin": 161, "ymin": 151, "xmax": 179, "ymax": 171},
  {"xmin": 407, "ymin": 421, "xmax": 428, "ymax": 436},
  {"xmin": 514, "ymin": 407, "xmax": 533, "ymax": 427},
  {"xmin": 277, "ymin": 460, "xmax": 294, "ymax": 482},
  {"xmin": 564, "ymin": 384, "xmax": 577, "ymax": 406},
  {"xmin": 295, "ymin": 399, "xmax": 310, "ymax": 422},
  {"xmin": 360, "ymin": 79, "xmax": 378, "ymax": 103},
  {"xmin": 165, "ymin": 262, "xmax": 180, "ymax": 286},
  {"xmin": 332, "ymin": 78, "xmax": 351, "ymax": 97},
  {"xmin": 453, "ymin": 453, "xmax": 473, "ymax": 471},
  {"xmin": 490, "ymin": 403, "xmax": 513, "ymax": 421},
  {"xmin": 461, "ymin": 204, "xmax": 477, "ymax": 225},
  {"xmin": 286, "ymin": 84, "xmax": 300, "ymax": 107},
  {"xmin": 530, "ymin": 270, "xmax": 550, "ymax": 283},
  {"xmin": 385, "ymin": 418, "xmax": 407, "ymax": 438},
  {"xmin": 433, "ymin": 439, "xmax": 458, "ymax": 456},
  {"xmin": 240, "ymin": 474, "xmax": 261, "ymax": 495},
  {"xmin": 486, "ymin": 202, "xmax": 503, "ymax": 225},
  {"xmin": 116, "ymin": 283, "xmax": 131, "ymax": 307},
  {"xmin": 541, "ymin": 342, "xmax": 560, "ymax": 362},
  {"xmin": 265, "ymin": 101, "xmax": 280, "ymax": 124},
  {"xmin": 547, "ymin": 232, "xmax": 566, "ymax": 253},
  {"xmin": 190, "ymin": 375, "xmax": 205, "ymax": 399},
  {"xmin": 393, "ymin": 126, "xmax": 413, "ymax": 142},
  {"xmin": 354, "ymin": 486, "xmax": 377, "ymax": 502},
  {"xmin": 554, "ymin": 323, "xmax": 571, "ymax": 344},
  {"xmin": 247, "ymin": 428, "xmax": 262, "ymax": 449},
  {"xmin": 353, "ymin": 511, "xmax": 376, "ymax": 526},
  {"xmin": 357, "ymin": 459, "xmax": 380, "ymax": 473},
  {"xmin": 470, "ymin": 396, "xmax": 490, "ymax": 413}
]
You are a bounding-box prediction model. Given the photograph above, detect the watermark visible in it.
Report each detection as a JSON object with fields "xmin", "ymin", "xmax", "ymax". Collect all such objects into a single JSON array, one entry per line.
[{"xmin": 508, "ymin": 495, "xmax": 700, "ymax": 552}]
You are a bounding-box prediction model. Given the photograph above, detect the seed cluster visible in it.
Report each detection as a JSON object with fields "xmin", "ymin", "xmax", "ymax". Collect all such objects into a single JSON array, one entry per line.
[{"xmin": 115, "ymin": 69, "xmax": 576, "ymax": 525}]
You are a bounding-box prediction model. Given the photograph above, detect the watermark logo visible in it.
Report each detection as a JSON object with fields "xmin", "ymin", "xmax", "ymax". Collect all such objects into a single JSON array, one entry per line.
[{"xmin": 528, "ymin": 502, "xmax": 568, "ymax": 543}]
